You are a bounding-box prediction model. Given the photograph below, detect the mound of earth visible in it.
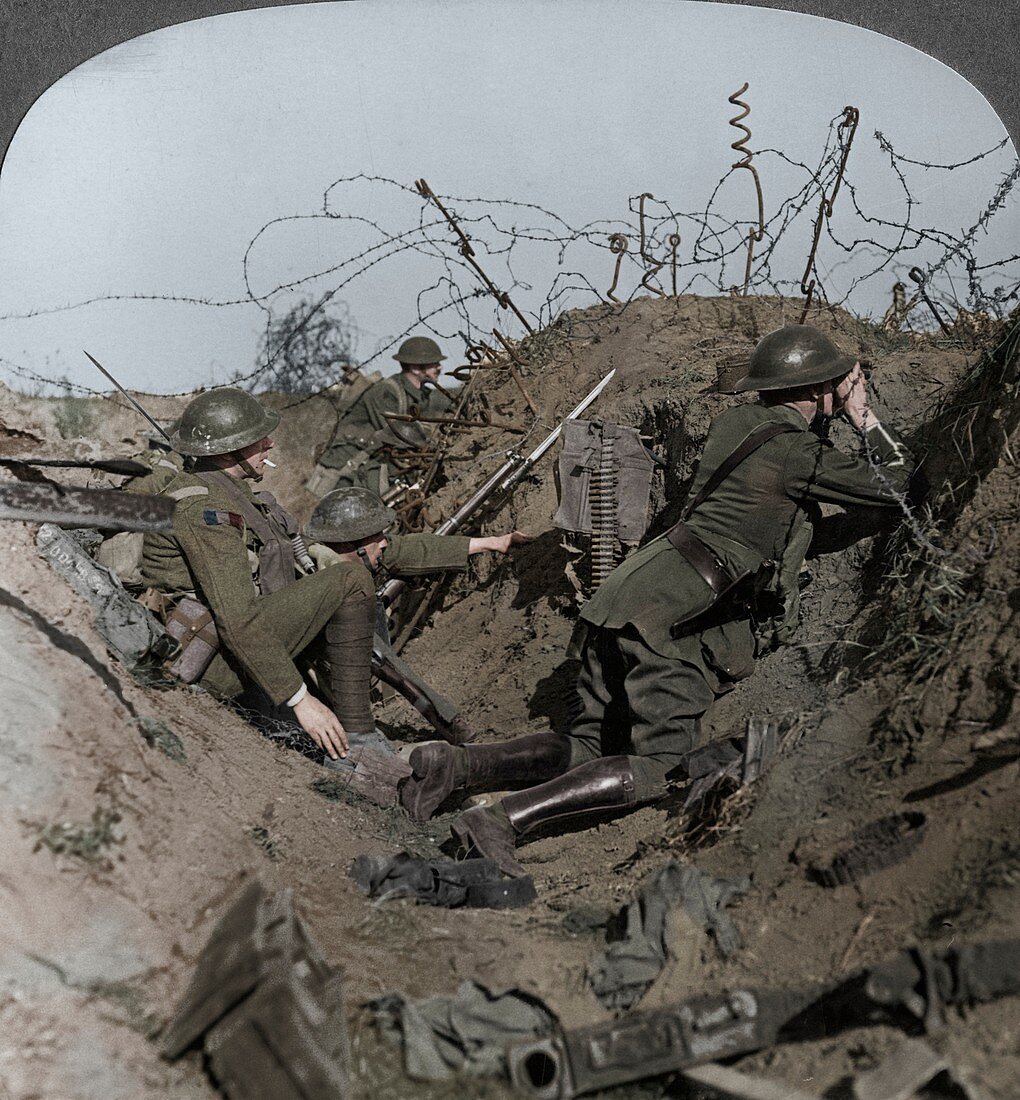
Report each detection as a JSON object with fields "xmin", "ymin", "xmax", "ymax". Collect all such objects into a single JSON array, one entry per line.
[{"xmin": 0, "ymin": 293, "xmax": 1016, "ymax": 1098}]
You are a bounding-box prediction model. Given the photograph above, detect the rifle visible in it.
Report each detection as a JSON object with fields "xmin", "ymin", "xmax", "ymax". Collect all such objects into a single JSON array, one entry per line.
[
  {"xmin": 1, "ymin": 483, "xmax": 175, "ymax": 531},
  {"xmin": 378, "ymin": 369, "xmax": 616, "ymax": 608},
  {"xmin": 507, "ymin": 938, "xmax": 1020, "ymax": 1099}
]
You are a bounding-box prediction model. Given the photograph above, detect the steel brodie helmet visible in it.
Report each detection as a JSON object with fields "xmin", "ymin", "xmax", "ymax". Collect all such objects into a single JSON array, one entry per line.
[
  {"xmin": 171, "ymin": 388, "xmax": 281, "ymax": 457},
  {"xmin": 393, "ymin": 336, "xmax": 446, "ymax": 365},
  {"xmin": 305, "ymin": 487, "xmax": 396, "ymax": 544},
  {"xmin": 733, "ymin": 325, "xmax": 856, "ymax": 393}
]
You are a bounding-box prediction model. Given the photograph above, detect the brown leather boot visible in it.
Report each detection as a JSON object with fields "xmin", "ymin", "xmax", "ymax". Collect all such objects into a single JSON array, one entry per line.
[
  {"xmin": 451, "ymin": 756, "xmax": 638, "ymax": 877},
  {"xmin": 400, "ymin": 732, "xmax": 571, "ymax": 822}
]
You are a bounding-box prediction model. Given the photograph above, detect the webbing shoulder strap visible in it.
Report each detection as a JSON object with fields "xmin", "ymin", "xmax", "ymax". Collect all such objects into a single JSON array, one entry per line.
[{"xmin": 681, "ymin": 420, "xmax": 800, "ymax": 521}]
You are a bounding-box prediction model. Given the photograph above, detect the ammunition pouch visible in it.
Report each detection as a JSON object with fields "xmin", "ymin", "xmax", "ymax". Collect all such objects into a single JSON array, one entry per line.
[
  {"xmin": 667, "ymin": 525, "xmax": 750, "ymax": 640},
  {"xmin": 163, "ymin": 595, "xmax": 220, "ymax": 684}
]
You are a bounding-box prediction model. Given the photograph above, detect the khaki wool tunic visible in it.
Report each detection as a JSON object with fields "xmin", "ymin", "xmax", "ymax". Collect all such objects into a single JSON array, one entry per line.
[
  {"xmin": 143, "ymin": 466, "xmax": 473, "ymax": 705},
  {"xmin": 319, "ymin": 372, "xmax": 454, "ymax": 484},
  {"xmin": 309, "ymin": 533, "xmax": 471, "ymax": 576},
  {"xmin": 580, "ymin": 401, "xmax": 914, "ymax": 665},
  {"xmin": 143, "ymin": 468, "xmax": 331, "ymax": 704}
]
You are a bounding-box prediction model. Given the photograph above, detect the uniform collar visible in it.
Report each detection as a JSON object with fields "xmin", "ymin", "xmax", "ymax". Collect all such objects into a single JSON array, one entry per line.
[{"xmin": 757, "ymin": 402, "xmax": 811, "ymax": 431}]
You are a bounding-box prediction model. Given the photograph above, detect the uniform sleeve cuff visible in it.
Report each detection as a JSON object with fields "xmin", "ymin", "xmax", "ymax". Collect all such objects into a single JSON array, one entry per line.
[{"xmin": 285, "ymin": 683, "xmax": 308, "ymax": 707}]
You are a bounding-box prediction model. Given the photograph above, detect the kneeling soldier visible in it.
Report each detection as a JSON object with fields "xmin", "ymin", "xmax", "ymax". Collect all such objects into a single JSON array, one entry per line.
[
  {"xmin": 308, "ymin": 336, "xmax": 454, "ymax": 499},
  {"xmin": 305, "ymin": 485, "xmax": 527, "ymax": 577},
  {"xmin": 401, "ymin": 325, "xmax": 917, "ymax": 875},
  {"xmin": 141, "ymin": 387, "xmax": 377, "ymax": 761},
  {"xmin": 304, "ymin": 488, "xmax": 527, "ymax": 731}
]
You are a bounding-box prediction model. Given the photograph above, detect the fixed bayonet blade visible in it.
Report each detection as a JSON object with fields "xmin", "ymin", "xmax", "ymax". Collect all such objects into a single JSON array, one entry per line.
[
  {"xmin": 82, "ymin": 350, "xmax": 174, "ymax": 445},
  {"xmin": 526, "ymin": 368, "xmax": 616, "ymax": 467},
  {"xmin": 0, "ymin": 483, "xmax": 175, "ymax": 531},
  {"xmin": 498, "ymin": 369, "xmax": 616, "ymax": 494},
  {"xmin": 0, "ymin": 455, "xmax": 151, "ymax": 477}
]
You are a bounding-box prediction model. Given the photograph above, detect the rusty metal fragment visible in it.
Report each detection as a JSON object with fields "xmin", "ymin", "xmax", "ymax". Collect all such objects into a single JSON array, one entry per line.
[
  {"xmin": 727, "ymin": 84, "xmax": 766, "ymax": 295},
  {"xmin": 798, "ymin": 105, "xmax": 860, "ymax": 321},
  {"xmin": 507, "ymin": 940, "xmax": 1020, "ymax": 1099},
  {"xmin": 908, "ymin": 267, "xmax": 954, "ymax": 336},
  {"xmin": 605, "ymin": 233, "xmax": 629, "ymax": 303}
]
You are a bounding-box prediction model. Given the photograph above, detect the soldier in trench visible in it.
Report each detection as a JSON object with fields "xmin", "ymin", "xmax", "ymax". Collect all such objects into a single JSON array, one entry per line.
[
  {"xmin": 306, "ymin": 335, "xmax": 455, "ymax": 499},
  {"xmin": 138, "ymin": 390, "xmax": 528, "ymax": 763},
  {"xmin": 139, "ymin": 387, "xmax": 375, "ymax": 761},
  {"xmin": 302, "ymin": 485, "xmax": 529, "ymax": 743},
  {"xmin": 400, "ymin": 325, "xmax": 918, "ymax": 876}
]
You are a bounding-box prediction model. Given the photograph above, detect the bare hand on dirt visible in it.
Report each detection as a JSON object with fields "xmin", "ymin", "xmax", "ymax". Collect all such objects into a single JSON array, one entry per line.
[
  {"xmin": 293, "ymin": 694, "xmax": 348, "ymax": 759},
  {"xmin": 469, "ymin": 531, "xmax": 532, "ymax": 556},
  {"xmin": 836, "ymin": 363, "xmax": 877, "ymax": 432}
]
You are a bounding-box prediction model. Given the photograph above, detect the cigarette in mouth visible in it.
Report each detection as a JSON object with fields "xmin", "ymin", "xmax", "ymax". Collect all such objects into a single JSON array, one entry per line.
[{"xmin": 264, "ymin": 459, "xmax": 277, "ymax": 468}]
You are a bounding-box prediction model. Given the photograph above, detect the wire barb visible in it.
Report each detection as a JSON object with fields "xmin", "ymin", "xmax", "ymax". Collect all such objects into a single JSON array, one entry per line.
[{"xmin": 798, "ymin": 105, "xmax": 860, "ymax": 321}]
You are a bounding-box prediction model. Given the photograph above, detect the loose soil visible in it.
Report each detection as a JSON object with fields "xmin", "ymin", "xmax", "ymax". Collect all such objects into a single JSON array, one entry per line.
[{"xmin": 0, "ymin": 294, "xmax": 1016, "ymax": 1099}]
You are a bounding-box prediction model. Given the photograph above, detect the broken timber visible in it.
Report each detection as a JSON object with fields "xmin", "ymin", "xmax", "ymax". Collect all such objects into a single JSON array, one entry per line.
[
  {"xmin": 0, "ymin": 482, "xmax": 175, "ymax": 531},
  {"xmin": 161, "ymin": 881, "xmax": 350, "ymax": 1100}
]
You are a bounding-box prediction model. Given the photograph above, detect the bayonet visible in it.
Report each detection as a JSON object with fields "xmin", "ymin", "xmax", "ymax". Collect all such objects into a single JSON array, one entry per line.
[
  {"xmin": 83, "ymin": 350, "xmax": 174, "ymax": 445},
  {"xmin": 379, "ymin": 369, "xmax": 615, "ymax": 605}
]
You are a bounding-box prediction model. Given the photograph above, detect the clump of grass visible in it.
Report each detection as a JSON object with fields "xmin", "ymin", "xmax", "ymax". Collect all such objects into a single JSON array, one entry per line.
[
  {"xmin": 310, "ymin": 774, "xmax": 362, "ymax": 807},
  {"xmin": 136, "ymin": 717, "xmax": 186, "ymax": 762},
  {"xmin": 31, "ymin": 805, "xmax": 123, "ymax": 863},
  {"xmin": 51, "ymin": 394, "xmax": 96, "ymax": 439},
  {"xmin": 248, "ymin": 824, "xmax": 282, "ymax": 861}
]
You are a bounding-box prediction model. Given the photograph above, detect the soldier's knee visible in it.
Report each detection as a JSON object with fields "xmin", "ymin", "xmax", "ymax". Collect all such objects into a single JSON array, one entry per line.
[{"xmin": 318, "ymin": 560, "xmax": 376, "ymax": 603}]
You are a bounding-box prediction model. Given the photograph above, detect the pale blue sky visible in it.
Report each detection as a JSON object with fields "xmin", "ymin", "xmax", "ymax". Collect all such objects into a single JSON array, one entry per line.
[{"xmin": 0, "ymin": 0, "xmax": 1016, "ymax": 394}]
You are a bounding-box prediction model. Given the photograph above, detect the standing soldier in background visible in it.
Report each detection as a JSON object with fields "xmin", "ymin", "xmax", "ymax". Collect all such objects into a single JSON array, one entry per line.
[
  {"xmin": 307, "ymin": 336, "xmax": 455, "ymax": 499},
  {"xmin": 139, "ymin": 387, "xmax": 377, "ymax": 762},
  {"xmin": 401, "ymin": 325, "xmax": 918, "ymax": 876}
]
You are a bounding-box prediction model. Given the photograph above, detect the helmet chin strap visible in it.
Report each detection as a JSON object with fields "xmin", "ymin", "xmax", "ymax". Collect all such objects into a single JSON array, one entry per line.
[
  {"xmin": 233, "ymin": 453, "xmax": 263, "ymax": 482},
  {"xmin": 356, "ymin": 546, "xmax": 378, "ymax": 574}
]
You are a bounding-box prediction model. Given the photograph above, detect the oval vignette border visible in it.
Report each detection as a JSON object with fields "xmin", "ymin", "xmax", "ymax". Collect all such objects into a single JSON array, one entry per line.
[{"xmin": 0, "ymin": 0, "xmax": 1018, "ymax": 173}]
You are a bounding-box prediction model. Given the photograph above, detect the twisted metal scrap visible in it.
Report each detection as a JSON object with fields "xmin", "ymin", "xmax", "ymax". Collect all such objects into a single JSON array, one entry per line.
[
  {"xmin": 606, "ymin": 233, "xmax": 629, "ymax": 303},
  {"xmin": 668, "ymin": 233, "xmax": 681, "ymax": 296},
  {"xmin": 727, "ymin": 83, "xmax": 766, "ymax": 296},
  {"xmin": 798, "ymin": 105, "xmax": 860, "ymax": 321},
  {"xmin": 414, "ymin": 178, "xmax": 534, "ymax": 333},
  {"xmin": 907, "ymin": 267, "xmax": 953, "ymax": 335},
  {"xmin": 637, "ymin": 193, "xmax": 666, "ymax": 298}
]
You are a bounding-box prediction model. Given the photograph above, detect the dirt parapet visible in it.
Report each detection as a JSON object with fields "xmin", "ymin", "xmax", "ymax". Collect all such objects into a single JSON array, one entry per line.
[{"xmin": 1, "ymin": 294, "xmax": 1017, "ymax": 1098}]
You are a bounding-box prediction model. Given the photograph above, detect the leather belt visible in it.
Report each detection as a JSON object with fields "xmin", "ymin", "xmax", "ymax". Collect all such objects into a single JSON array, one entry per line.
[{"xmin": 665, "ymin": 522, "xmax": 734, "ymax": 595}]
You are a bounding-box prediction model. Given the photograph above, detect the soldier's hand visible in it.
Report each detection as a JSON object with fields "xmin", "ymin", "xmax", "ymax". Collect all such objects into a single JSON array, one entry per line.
[
  {"xmin": 836, "ymin": 363, "xmax": 875, "ymax": 431},
  {"xmin": 469, "ymin": 531, "xmax": 532, "ymax": 556},
  {"xmin": 293, "ymin": 695, "xmax": 349, "ymax": 759}
]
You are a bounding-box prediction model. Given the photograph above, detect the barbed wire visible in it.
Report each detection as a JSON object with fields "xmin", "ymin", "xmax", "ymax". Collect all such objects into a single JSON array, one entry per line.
[{"xmin": 0, "ymin": 124, "xmax": 1017, "ymax": 403}]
